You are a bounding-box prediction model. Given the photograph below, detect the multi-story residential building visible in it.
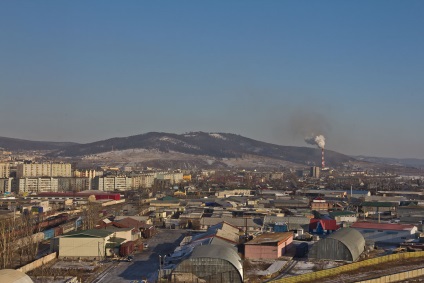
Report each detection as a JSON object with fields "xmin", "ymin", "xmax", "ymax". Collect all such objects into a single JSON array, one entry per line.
[
  {"xmin": 74, "ymin": 169, "xmax": 96, "ymax": 179},
  {"xmin": 311, "ymin": 197, "xmax": 332, "ymax": 211},
  {"xmin": 131, "ymin": 173, "xmax": 155, "ymax": 188},
  {"xmin": 0, "ymin": 163, "xmax": 10, "ymax": 178},
  {"xmin": 94, "ymin": 176, "xmax": 132, "ymax": 191},
  {"xmin": 310, "ymin": 166, "xmax": 320, "ymax": 178},
  {"xmin": 16, "ymin": 163, "xmax": 72, "ymax": 178},
  {"xmin": 15, "ymin": 177, "xmax": 59, "ymax": 194},
  {"xmin": 57, "ymin": 177, "xmax": 91, "ymax": 192},
  {"xmin": 156, "ymin": 172, "xmax": 184, "ymax": 184},
  {"xmin": 0, "ymin": 178, "xmax": 13, "ymax": 194}
]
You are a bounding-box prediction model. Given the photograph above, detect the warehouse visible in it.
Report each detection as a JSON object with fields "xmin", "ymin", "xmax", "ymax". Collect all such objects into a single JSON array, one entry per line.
[
  {"xmin": 58, "ymin": 229, "xmax": 116, "ymax": 259},
  {"xmin": 171, "ymin": 245, "xmax": 243, "ymax": 283},
  {"xmin": 308, "ymin": 228, "xmax": 365, "ymax": 262},
  {"xmin": 351, "ymin": 222, "xmax": 418, "ymax": 244}
]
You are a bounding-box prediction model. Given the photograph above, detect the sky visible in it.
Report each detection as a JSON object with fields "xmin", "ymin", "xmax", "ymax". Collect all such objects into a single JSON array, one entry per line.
[{"xmin": 1, "ymin": 1, "xmax": 423, "ymax": 159}]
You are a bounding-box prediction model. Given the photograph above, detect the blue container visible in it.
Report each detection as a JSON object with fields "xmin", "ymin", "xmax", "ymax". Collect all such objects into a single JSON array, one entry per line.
[
  {"xmin": 274, "ymin": 224, "xmax": 288, "ymax": 232},
  {"xmin": 43, "ymin": 228, "xmax": 55, "ymax": 240}
]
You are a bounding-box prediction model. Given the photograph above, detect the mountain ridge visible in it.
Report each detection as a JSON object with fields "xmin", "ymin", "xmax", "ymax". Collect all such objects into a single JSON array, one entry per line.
[
  {"xmin": 49, "ymin": 131, "xmax": 354, "ymax": 167},
  {"xmin": 0, "ymin": 136, "xmax": 79, "ymax": 151}
]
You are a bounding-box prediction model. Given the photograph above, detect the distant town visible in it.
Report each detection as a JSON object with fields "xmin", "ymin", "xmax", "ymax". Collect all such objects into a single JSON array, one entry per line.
[{"xmin": 1, "ymin": 146, "xmax": 424, "ymax": 283}]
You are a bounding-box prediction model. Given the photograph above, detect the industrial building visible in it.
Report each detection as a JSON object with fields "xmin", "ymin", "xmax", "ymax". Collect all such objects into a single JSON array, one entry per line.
[
  {"xmin": 57, "ymin": 229, "xmax": 117, "ymax": 259},
  {"xmin": 171, "ymin": 245, "xmax": 243, "ymax": 283},
  {"xmin": 308, "ymin": 228, "xmax": 365, "ymax": 262},
  {"xmin": 244, "ymin": 232, "xmax": 293, "ymax": 259},
  {"xmin": 350, "ymin": 222, "xmax": 418, "ymax": 244}
]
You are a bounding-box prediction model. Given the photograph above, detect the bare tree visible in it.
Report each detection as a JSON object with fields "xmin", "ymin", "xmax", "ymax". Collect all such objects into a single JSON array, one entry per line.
[
  {"xmin": 82, "ymin": 201, "xmax": 101, "ymax": 230},
  {"xmin": 0, "ymin": 217, "xmax": 14, "ymax": 269}
]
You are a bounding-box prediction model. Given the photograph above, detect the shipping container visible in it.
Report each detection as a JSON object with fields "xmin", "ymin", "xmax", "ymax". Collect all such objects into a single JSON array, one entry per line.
[
  {"xmin": 54, "ymin": 226, "xmax": 63, "ymax": 237},
  {"xmin": 119, "ymin": 241, "xmax": 135, "ymax": 257},
  {"xmin": 75, "ymin": 218, "xmax": 82, "ymax": 229},
  {"xmin": 60, "ymin": 221, "xmax": 75, "ymax": 234},
  {"xmin": 295, "ymin": 242, "xmax": 309, "ymax": 258},
  {"xmin": 43, "ymin": 228, "xmax": 55, "ymax": 240}
]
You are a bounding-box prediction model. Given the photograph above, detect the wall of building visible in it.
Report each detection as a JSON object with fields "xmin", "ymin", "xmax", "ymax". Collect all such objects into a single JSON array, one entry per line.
[
  {"xmin": 245, "ymin": 238, "xmax": 293, "ymax": 259},
  {"xmin": 17, "ymin": 163, "xmax": 72, "ymax": 178},
  {"xmin": 16, "ymin": 177, "xmax": 59, "ymax": 194},
  {"xmin": 0, "ymin": 163, "xmax": 10, "ymax": 178},
  {"xmin": 0, "ymin": 178, "xmax": 12, "ymax": 194},
  {"xmin": 59, "ymin": 237, "xmax": 109, "ymax": 259},
  {"xmin": 353, "ymin": 228, "xmax": 417, "ymax": 244}
]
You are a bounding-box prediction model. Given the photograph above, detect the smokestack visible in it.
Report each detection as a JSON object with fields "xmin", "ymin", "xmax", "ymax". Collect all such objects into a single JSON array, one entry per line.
[{"xmin": 305, "ymin": 134, "xmax": 326, "ymax": 168}]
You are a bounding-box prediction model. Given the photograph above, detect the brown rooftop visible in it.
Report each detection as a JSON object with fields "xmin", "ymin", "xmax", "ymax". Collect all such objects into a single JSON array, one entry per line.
[{"xmin": 245, "ymin": 232, "xmax": 293, "ymax": 245}]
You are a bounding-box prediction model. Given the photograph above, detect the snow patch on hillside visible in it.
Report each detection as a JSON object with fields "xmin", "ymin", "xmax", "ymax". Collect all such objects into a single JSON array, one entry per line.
[{"xmin": 209, "ymin": 133, "xmax": 226, "ymax": 140}]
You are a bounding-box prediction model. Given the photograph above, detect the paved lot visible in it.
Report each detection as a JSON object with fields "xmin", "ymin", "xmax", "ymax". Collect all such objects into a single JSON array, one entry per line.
[{"xmin": 91, "ymin": 229, "xmax": 186, "ymax": 283}]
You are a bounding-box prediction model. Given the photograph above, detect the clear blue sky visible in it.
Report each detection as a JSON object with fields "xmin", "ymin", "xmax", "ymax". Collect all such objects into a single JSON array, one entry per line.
[{"xmin": 1, "ymin": 1, "xmax": 423, "ymax": 158}]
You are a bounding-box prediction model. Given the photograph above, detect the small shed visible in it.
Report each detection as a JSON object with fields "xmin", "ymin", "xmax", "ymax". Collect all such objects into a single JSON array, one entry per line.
[{"xmin": 244, "ymin": 232, "xmax": 293, "ymax": 259}]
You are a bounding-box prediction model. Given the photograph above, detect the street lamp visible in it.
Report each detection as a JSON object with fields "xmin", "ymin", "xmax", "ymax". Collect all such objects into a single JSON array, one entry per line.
[{"xmin": 158, "ymin": 255, "xmax": 162, "ymax": 279}]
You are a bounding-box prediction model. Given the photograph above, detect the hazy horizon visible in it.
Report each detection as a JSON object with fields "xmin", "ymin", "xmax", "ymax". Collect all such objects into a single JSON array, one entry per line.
[{"xmin": 1, "ymin": 1, "xmax": 423, "ymax": 159}]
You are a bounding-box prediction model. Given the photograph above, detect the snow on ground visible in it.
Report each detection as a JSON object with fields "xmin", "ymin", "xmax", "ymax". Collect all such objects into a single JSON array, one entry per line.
[
  {"xmin": 209, "ymin": 133, "xmax": 226, "ymax": 140},
  {"xmin": 290, "ymin": 260, "xmax": 344, "ymax": 275},
  {"xmin": 291, "ymin": 261, "xmax": 315, "ymax": 275},
  {"xmin": 257, "ymin": 261, "xmax": 287, "ymax": 276}
]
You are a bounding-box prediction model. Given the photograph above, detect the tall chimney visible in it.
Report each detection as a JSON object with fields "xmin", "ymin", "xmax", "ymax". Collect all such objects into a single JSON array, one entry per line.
[{"xmin": 321, "ymin": 148, "xmax": 325, "ymax": 169}]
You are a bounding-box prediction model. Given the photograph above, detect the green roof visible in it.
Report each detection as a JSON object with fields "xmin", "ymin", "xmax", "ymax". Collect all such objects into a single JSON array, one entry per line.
[
  {"xmin": 362, "ymin": 202, "xmax": 398, "ymax": 207},
  {"xmin": 62, "ymin": 229, "xmax": 114, "ymax": 238},
  {"xmin": 105, "ymin": 237, "xmax": 127, "ymax": 248}
]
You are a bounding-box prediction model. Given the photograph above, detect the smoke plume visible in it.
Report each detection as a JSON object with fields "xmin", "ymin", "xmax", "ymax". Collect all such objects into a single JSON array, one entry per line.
[{"xmin": 305, "ymin": 135, "xmax": 326, "ymax": 149}]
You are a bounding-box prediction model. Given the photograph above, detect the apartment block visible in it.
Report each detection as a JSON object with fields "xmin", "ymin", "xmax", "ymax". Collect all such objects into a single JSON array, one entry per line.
[
  {"xmin": 17, "ymin": 163, "xmax": 72, "ymax": 178},
  {"xmin": 131, "ymin": 173, "xmax": 155, "ymax": 188},
  {"xmin": 94, "ymin": 176, "xmax": 132, "ymax": 191},
  {"xmin": 0, "ymin": 178, "xmax": 13, "ymax": 194},
  {"xmin": 0, "ymin": 163, "xmax": 10, "ymax": 178},
  {"xmin": 16, "ymin": 177, "xmax": 59, "ymax": 194}
]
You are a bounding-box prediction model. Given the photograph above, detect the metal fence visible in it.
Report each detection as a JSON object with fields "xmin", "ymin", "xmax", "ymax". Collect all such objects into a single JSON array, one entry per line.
[{"xmin": 272, "ymin": 251, "xmax": 424, "ymax": 283}]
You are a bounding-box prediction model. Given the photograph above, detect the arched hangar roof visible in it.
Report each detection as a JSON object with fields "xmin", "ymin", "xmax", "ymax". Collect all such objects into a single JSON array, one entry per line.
[
  {"xmin": 0, "ymin": 269, "xmax": 34, "ymax": 283},
  {"xmin": 191, "ymin": 244, "xmax": 243, "ymax": 280},
  {"xmin": 326, "ymin": 228, "xmax": 365, "ymax": 261}
]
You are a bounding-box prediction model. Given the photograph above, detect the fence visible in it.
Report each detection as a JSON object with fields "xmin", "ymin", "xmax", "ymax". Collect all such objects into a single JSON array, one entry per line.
[
  {"xmin": 17, "ymin": 252, "xmax": 57, "ymax": 273},
  {"xmin": 272, "ymin": 251, "xmax": 424, "ymax": 283},
  {"xmin": 355, "ymin": 267, "xmax": 424, "ymax": 283}
]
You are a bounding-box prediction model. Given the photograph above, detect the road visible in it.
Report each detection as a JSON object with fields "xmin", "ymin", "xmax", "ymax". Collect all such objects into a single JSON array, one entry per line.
[{"xmin": 90, "ymin": 229, "xmax": 186, "ymax": 283}]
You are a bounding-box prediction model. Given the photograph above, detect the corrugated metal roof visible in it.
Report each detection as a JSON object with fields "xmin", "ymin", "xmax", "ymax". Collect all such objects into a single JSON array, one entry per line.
[
  {"xmin": 362, "ymin": 201, "xmax": 398, "ymax": 207},
  {"xmin": 351, "ymin": 222, "xmax": 416, "ymax": 231},
  {"xmin": 61, "ymin": 229, "xmax": 114, "ymax": 238},
  {"xmin": 323, "ymin": 228, "xmax": 365, "ymax": 261},
  {"xmin": 190, "ymin": 245, "xmax": 243, "ymax": 280}
]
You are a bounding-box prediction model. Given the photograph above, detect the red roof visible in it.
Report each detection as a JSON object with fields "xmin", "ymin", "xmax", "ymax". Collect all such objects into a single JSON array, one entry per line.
[
  {"xmin": 310, "ymin": 219, "xmax": 338, "ymax": 230},
  {"xmin": 351, "ymin": 222, "xmax": 416, "ymax": 231},
  {"xmin": 113, "ymin": 217, "xmax": 144, "ymax": 230}
]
